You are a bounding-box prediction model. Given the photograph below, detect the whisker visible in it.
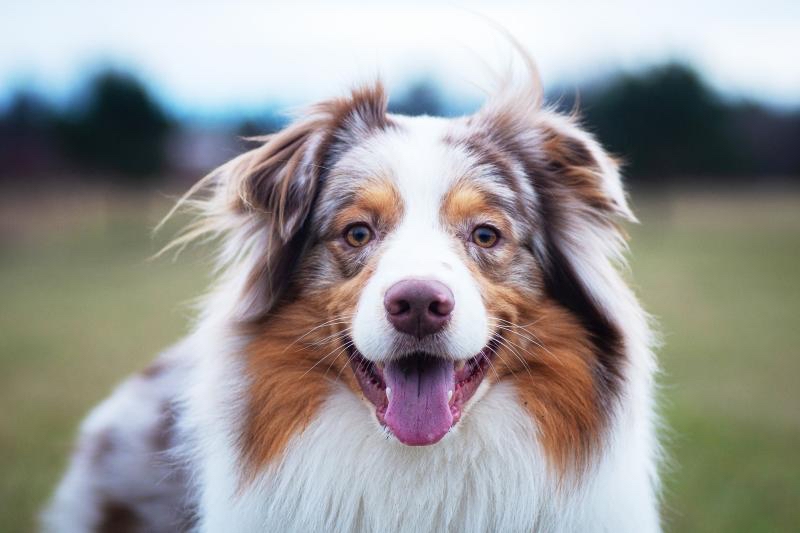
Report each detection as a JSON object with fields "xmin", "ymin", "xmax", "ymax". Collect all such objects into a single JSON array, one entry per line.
[
  {"xmin": 334, "ymin": 347, "xmax": 359, "ymax": 381},
  {"xmin": 282, "ymin": 314, "xmax": 355, "ymax": 353},
  {"xmin": 498, "ymin": 327, "xmax": 560, "ymax": 363},
  {"xmin": 305, "ymin": 327, "xmax": 352, "ymax": 349},
  {"xmin": 483, "ymin": 347, "xmax": 503, "ymax": 382},
  {"xmin": 489, "ymin": 347, "xmax": 514, "ymax": 371},
  {"xmin": 321, "ymin": 343, "xmax": 354, "ymax": 381},
  {"xmin": 493, "ymin": 336, "xmax": 537, "ymax": 383},
  {"xmin": 487, "ymin": 317, "xmax": 558, "ymax": 360},
  {"xmin": 494, "ymin": 335, "xmax": 533, "ymax": 372},
  {"xmin": 300, "ymin": 340, "xmax": 353, "ymax": 380},
  {"xmin": 491, "ymin": 316, "xmax": 544, "ymax": 329},
  {"xmin": 494, "ymin": 326, "xmax": 544, "ymax": 352},
  {"xmin": 330, "ymin": 341, "xmax": 361, "ymax": 381}
]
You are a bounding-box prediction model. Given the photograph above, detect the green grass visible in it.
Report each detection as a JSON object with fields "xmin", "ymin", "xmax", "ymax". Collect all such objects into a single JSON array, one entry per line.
[
  {"xmin": 1, "ymin": 189, "xmax": 798, "ymax": 532},
  {"xmin": 630, "ymin": 190, "xmax": 800, "ymax": 532}
]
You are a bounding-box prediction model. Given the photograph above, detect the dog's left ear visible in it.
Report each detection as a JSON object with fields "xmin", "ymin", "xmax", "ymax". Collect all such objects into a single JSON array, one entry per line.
[
  {"xmin": 475, "ymin": 85, "xmax": 634, "ymax": 226},
  {"xmin": 533, "ymin": 116, "xmax": 635, "ymax": 223}
]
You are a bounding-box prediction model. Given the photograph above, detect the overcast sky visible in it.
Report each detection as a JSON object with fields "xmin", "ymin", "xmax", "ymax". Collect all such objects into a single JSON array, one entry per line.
[{"xmin": 2, "ymin": 0, "xmax": 799, "ymax": 114}]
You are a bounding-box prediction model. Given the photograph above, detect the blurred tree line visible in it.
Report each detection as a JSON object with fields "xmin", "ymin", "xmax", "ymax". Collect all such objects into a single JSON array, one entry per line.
[
  {"xmin": 564, "ymin": 64, "xmax": 800, "ymax": 180},
  {"xmin": 0, "ymin": 71, "xmax": 172, "ymax": 184},
  {"xmin": 1, "ymin": 63, "xmax": 798, "ymax": 186}
]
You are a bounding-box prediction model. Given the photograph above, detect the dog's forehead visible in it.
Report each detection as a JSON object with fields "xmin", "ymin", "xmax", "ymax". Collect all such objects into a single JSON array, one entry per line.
[
  {"xmin": 373, "ymin": 115, "xmax": 475, "ymax": 208},
  {"xmin": 323, "ymin": 115, "xmax": 477, "ymax": 215}
]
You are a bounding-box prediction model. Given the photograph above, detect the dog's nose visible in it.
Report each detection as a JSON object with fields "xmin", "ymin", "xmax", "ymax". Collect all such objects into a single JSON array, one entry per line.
[{"xmin": 384, "ymin": 280, "xmax": 454, "ymax": 339}]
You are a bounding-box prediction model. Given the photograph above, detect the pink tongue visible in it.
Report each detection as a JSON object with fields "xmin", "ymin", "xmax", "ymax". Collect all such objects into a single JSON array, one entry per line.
[{"xmin": 383, "ymin": 356, "xmax": 455, "ymax": 446}]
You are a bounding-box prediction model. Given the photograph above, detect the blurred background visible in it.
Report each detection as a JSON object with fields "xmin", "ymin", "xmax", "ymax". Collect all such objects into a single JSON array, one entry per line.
[{"xmin": 1, "ymin": 1, "xmax": 798, "ymax": 531}]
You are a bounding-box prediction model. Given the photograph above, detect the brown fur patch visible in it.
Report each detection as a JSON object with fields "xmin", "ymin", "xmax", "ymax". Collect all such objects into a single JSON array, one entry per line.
[
  {"xmin": 440, "ymin": 181, "xmax": 516, "ymax": 238},
  {"xmin": 456, "ymin": 252, "xmax": 603, "ymax": 474},
  {"xmin": 239, "ymin": 265, "xmax": 374, "ymax": 482},
  {"xmin": 495, "ymin": 302, "xmax": 606, "ymax": 473},
  {"xmin": 332, "ymin": 178, "xmax": 403, "ymax": 236},
  {"xmin": 441, "ymin": 182, "xmax": 493, "ymax": 223}
]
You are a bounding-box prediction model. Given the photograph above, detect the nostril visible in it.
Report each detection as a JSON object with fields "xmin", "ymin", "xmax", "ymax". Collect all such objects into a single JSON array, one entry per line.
[
  {"xmin": 429, "ymin": 297, "xmax": 453, "ymax": 317},
  {"xmin": 388, "ymin": 299, "xmax": 410, "ymax": 316}
]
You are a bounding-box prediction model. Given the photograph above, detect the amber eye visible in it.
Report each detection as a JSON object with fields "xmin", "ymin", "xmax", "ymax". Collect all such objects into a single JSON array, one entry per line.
[
  {"xmin": 471, "ymin": 225, "xmax": 499, "ymax": 248},
  {"xmin": 344, "ymin": 224, "xmax": 373, "ymax": 247}
]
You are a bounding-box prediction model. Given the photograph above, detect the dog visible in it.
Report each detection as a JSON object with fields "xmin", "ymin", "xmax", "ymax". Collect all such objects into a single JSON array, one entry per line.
[{"xmin": 43, "ymin": 61, "xmax": 661, "ymax": 532}]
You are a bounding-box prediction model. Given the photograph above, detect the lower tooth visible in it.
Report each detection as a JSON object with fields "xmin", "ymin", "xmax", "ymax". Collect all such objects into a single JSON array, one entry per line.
[
  {"xmin": 447, "ymin": 390, "xmax": 453, "ymax": 402},
  {"xmin": 386, "ymin": 387, "xmax": 392, "ymax": 400}
]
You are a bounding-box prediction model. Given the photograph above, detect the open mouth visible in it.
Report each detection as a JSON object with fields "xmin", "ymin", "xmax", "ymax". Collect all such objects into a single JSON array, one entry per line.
[{"xmin": 347, "ymin": 338, "xmax": 499, "ymax": 446}]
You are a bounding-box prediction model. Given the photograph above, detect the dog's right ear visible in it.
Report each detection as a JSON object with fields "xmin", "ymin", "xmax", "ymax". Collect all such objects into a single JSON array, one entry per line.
[
  {"xmin": 173, "ymin": 83, "xmax": 391, "ymax": 322},
  {"xmin": 224, "ymin": 83, "xmax": 391, "ymax": 242}
]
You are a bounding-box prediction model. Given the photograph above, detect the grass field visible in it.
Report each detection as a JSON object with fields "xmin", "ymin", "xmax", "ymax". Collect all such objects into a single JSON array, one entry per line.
[{"xmin": 1, "ymin": 188, "xmax": 799, "ymax": 532}]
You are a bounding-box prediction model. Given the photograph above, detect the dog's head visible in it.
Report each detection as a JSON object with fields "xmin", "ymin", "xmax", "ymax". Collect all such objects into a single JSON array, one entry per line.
[{"xmin": 188, "ymin": 75, "xmax": 635, "ymax": 470}]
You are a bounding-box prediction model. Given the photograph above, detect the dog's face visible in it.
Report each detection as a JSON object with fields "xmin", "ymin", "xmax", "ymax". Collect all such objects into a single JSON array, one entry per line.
[
  {"xmin": 221, "ymin": 82, "xmax": 635, "ymax": 471},
  {"xmin": 306, "ymin": 116, "xmax": 545, "ymax": 445}
]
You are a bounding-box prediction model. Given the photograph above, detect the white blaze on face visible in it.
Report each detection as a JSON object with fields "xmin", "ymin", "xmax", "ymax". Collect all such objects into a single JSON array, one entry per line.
[{"xmin": 351, "ymin": 116, "xmax": 489, "ymax": 363}]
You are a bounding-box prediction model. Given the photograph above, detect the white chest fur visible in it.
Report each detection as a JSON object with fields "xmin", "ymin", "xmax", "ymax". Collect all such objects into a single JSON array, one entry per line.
[{"xmin": 194, "ymin": 379, "xmax": 659, "ymax": 533}]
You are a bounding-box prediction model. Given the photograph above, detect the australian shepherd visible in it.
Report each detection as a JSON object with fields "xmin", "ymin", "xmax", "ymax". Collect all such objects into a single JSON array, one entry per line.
[{"xmin": 43, "ymin": 60, "xmax": 661, "ymax": 532}]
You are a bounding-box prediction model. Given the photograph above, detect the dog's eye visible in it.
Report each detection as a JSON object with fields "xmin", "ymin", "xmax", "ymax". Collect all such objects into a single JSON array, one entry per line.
[
  {"xmin": 344, "ymin": 224, "xmax": 373, "ymax": 247},
  {"xmin": 471, "ymin": 226, "xmax": 499, "ymax": 248}
]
